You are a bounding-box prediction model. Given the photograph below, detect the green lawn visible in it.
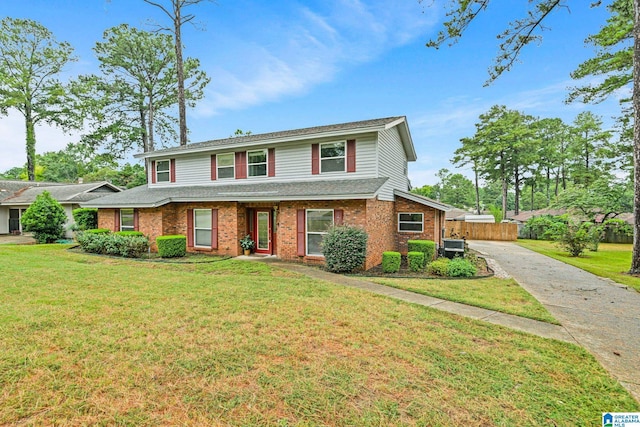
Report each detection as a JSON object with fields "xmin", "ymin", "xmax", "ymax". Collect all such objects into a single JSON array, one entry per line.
[
  {"xmin": 517, "ymin": 240, "xmax": 640, "ymax": 292},
  {"xmin": 370, "ymin": 277, "xmax": 558, "ymax": 324},
  {"xmin": 0, "ymin": 245, "xmax": 637, "ymax": 425}
]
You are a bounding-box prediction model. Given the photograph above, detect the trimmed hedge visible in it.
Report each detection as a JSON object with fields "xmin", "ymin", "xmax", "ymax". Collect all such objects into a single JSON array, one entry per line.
[
  {"xmin": 407, "ymin": 240, "xmax": 436, "ymax": 267},
  {"xmin": 427, "ymin": 258, "xmax": 449, "ymax": 276},
  {"xmin": 157, "ymin": 235, "xmax": 187, "ymax": 258},
  {"xmin": 382, "ymin": 251, "xmax": 401, "ymax": 273},
  {"xmin": 85, "ymin": 228, "xmax": 111, "ymax": 235},
  {"xmin": 322, "ymin": 225, "xmax": 368, "ymax": 273},
  {"xmin": 407, "ymin": 251, "xmax": 424, "ymax": 272},
  {"xmin": 72, "ymin": 208, "xmax": 98, "ymax": 231},
  {"xmin": 115, "ymin": 231, "xmax": 144, "ymax": 237},
  {"xmin": 76, "ymin": 231, "xmax": 149, "ymax": 258}
]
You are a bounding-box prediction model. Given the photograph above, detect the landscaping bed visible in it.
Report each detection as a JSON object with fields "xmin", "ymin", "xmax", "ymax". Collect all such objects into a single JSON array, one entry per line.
[{"xmin": 358, "ymin": 252, "xmax": 491, "ymax": 279}]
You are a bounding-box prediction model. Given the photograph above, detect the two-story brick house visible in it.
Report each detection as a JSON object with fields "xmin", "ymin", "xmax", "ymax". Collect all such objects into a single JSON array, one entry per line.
[{"xmin": 84, "ymin": 116, "xmax": 449, "ymax": 269}]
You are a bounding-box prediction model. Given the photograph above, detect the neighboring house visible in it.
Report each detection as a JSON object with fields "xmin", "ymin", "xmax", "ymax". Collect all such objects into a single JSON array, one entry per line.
[
  {"xmin": 83, "ymin": 117, "xmax": 450, "ymax": 269},
  {"xmin": 0, "ymin": 181, "xmax": 122, "ymax": 237}
]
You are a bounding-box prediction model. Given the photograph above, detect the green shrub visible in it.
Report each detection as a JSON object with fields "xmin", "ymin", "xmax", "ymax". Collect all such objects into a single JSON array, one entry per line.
[
  {"xmin": 157, "ymin": 235, "xmax": 187, "ymax": 258},
  {"xmin": 447, "ymin": 257, "xmax": 477, "ymax": 277},
  {"xmin": 428, "ymin": 258, "xmax": 449, "ymax": 276},
  {"xmin": 407, "ymin": 240, "xmax": 436, "ymax": 266},
  {"xmin": 20, "ymin": 191, "xmax": 67, "ymax": 243},
  {"xmin": 322, "ymin": 225, "xmax": 368, "ymax": 273},
  {"xmin": 382, "ymin": 251, "xmax": 401, "ymax": 273},
  {"xmin": 76, "ymin": 232, "xmax": 149, "ymax": 258},
  {"xmin": 407, "ymin": 251, "xmax": 424, "ymax": 272},
  {"xmin": 72, "ymin": 208, "xmax": 98, "ymax": 231},
  {"xmin": 85, "ymin": 228, "xmax": 111, "ymax": 235},
  {"xmin": 115, "ymin": 231, "xmax": 144, "ymax": 237}
]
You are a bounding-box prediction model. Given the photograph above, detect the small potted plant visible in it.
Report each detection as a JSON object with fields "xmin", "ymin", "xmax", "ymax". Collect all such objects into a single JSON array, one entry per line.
[{"xmin": 240, "ymin": 234, "xmax": 255, "ymax": 255}]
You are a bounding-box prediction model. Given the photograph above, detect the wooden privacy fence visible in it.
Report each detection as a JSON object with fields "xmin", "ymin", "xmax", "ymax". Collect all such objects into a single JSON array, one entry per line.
[{"xmin": 445, "ymin": 222, "xmax": 518, "ymax": 241}]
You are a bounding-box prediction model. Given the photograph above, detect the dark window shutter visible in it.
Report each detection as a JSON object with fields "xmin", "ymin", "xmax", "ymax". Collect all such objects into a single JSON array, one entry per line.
[
  {"xmin": 296, "ymin": 209, "xmax": 306, "ymax": 256},
  {"xmin": 211, "ymin": 209, "xmax": 218, "ymax": 249},
  {"xmin": 114, "ymin": 209, "xmax": 121, "ymax": 232},
  {"xmin": 346, "ymin": 139, "xmax": 356, "ymax": 173},
  {"xmin": 334, "ymin": 209, "xmax": 344, "ymax": 226},
  {"xmin": 211, "ymin": 155, "xmax": 217, "ymax": 180},
  {"xmin": 133, "ymin": 209, "xmax": 139, "ymax": 231},
  {"xmin": 235, "ymin": 151, "xmax": 247, "ymax": 179},
  {"xmin": 311, "ymin": 144, "xmax": 319, "ymax": 175},
  {"xmin": 187, "ymin": 209, "xmax": 194, "ymax": 248},
  {"xmin": 151, "ymin": 161, "xmax": 156, "ymax": 184},
  {"xmin": 268, "ymin": 148, "xmax": 276, "ymax": 177},
  {"xmin": 170, "ymin": 159, "xmax": 176, "ymax": 182}
]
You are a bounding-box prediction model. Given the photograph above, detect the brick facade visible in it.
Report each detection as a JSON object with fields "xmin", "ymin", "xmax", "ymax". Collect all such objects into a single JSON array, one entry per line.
[{"xmin": 97, "ymin": 195, "xmax": 444, "ymax": 270}]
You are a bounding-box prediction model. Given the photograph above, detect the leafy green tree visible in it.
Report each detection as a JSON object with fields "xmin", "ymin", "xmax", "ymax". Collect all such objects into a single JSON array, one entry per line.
[
  {"xmin": 0, "ymin": 18, "xmax": 79, "ymax": 181},
  {"xmin": 411, "ymin": 184, "xmax": 438, "ymax": 199},
  {"xmin": 83, "ymin": 163, "xmax": 147, "ymax": 188},
  {"xmin": 421, "ymin": 0, "xmax": 640, "ymax": 272},
  {"xmin": 78, "ymin": 24, "xmax": 209, "ymax": 156},
  {"xmin": 434, "ymin": 168, "xmax": 475, "ymax": 208},
  {"xmin": 0, "ymin": 167, "xmax": 24, "ymax": 180},
  {"xmin": 567, "ymin": 112, "xmax": 611, "ymax": 187},
  {"xmin": 143, "ymin": 0, "xmax": 213, "ymax": 146},
  {"xmin": 553, "ymin": 176, "xmax": 633, "ymax": 223},
  {"xmin": 453, "ymin": 137, "xmax": 484, "ymax": 214},
  {"xmin": 20, "ymin": 191, "xmax": 67, "ymax": 243}
]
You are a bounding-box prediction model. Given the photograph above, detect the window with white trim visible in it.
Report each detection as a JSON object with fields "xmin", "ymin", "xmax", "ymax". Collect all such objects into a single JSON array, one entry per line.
[
  {"xmin": 247, "ymin": 150, "xmax": 267, "ymax": 177},
  {"xmin": 217, "ymin": 153, "xmax": 235, "ymax": 179},
  {"xmin": 398, "ymin": 213, "xmax": 423, "ymax": 232},
  {"xmin": 120, "ymin": 208, "xmax": 135, "ymax": 231},
  {"xmin": 320, "ymin": 141, "xmax": 345, "ymax": 173},
  {"xmin": 194, "ymin": 209, "xmax": 212, "ymax": 247},
  {"xmin": 156, "ymin": 160, "xmax": 170, "ymax": 182},
  {"xmin": 306, "ymin": 209, "xmax": 333, "ymax": 256}
]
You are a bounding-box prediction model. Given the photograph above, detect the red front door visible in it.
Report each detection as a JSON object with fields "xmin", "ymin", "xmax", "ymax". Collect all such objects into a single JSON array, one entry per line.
[{"xmin": 254, "ymin": 210, "xmax": 272, "ymax": 254}]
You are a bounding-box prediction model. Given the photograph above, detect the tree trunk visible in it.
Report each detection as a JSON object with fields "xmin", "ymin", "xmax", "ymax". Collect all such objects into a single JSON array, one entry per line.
[
  {"xmin": 25, "ymin": 107, "xmax": 36, "ymax": 181},
  {"xmin": 501, "ymin": 178, "xmax": 507, "ymax": 221},
  {"xmin": 514, "ymin": 170, "xmax": 520, "ymax": 216},
  {"xmin": 630, "ymin": 0, "xmax": 640, "ymax": 273},
  {"xmin": 174, "ymin": 1, "xmax": 188, "ymax": 146},
  {"xmin": 531, "ymin": 182, "xmax": 535, "ymax": 211},
  {"xmin": 147, "ymin": 96, "xmax": 155, "ymax": 153},
  {"xmin": 546, "ymin": 167, "xmax": 551, "ymax": 205},
  {"xmin": 474, "ymin": 165, "xmax": 481, "ymax": 215}
]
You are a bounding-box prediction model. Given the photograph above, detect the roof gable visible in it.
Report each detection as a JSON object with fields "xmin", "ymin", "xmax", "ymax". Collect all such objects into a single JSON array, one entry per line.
[
  {"xmin": 136, "ymin": 116, "xmax": 417, "ymax": 161},
  {"xmin": 0, "ymin": 181, "xmax": 122, "ymax": 205}
]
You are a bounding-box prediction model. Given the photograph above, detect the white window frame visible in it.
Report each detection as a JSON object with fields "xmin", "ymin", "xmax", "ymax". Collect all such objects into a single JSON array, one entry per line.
[
  {"xmin": 217, "ymin": 152, "xmax": 235, "ymax": 180},
  {"xmin": 156, "ymin": 160, "xmax": 170, "ymax": 182},
  {"xmin": 194, "ymin": 209, "xmax": 212, "ymax": 248},
  {"xmin": 247, "ymin": 149, "xmax": 267, "ymax": 177},
  {"xmin": 398, "ymin": 212, "xmax": 424, "ymax": 233},
  {"xmin": 320, "ymin": 141, "xmax": 346, "ymax": 173},
  {"xmin": 120, "ymin": 208, "xmax": 135, "ymax": 231},
  {"xmin": 306, "ymin": 209, "xmax": 334, "ymax": 257}
]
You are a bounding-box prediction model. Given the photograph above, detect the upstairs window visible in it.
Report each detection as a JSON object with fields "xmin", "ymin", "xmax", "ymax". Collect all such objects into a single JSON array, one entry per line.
[
  {"xmin": 320, "ymin": 142, "xmax": 345, "ymax": 173},
  {"xmin": 398, "ymin": 213, "xmax": 424, "ymax": 232},
  {"xmin": 248, "ymin": 149, "xmax": 267, "ymax": 177},
  {"xmin": 120, "ymin": 209, "xmax": 135, "ymax": 231},
  {"xmin": 155, "ymin": 160, "xmax": 170, "ymax": 182},
  {"xmin": 217, "ymin": 153, "xmax": 235, "ymax": 179}
]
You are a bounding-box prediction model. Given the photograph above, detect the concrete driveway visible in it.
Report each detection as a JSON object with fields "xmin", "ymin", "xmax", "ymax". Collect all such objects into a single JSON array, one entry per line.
[
  {"xmin": 468, "ymin": 240, "xmax": 640, "ymax": 402},
  {"xmin": 0, "ymin": 233, "xmax": 36, "ymax": 245}
]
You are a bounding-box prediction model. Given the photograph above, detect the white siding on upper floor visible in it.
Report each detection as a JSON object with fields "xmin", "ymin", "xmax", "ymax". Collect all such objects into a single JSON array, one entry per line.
[
  {"xmin": 377, "ymin": 126, "xmax": 410, "ymax": 201},
  {"xmin": 148, "ymin": 133, "xmax": 379, "ymax": 187}
]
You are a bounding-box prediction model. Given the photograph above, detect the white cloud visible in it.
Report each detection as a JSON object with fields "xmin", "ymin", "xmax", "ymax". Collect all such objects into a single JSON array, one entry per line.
[{"xmin": 196, "ymin": 1, "xmax": 438, "ymax": 116}]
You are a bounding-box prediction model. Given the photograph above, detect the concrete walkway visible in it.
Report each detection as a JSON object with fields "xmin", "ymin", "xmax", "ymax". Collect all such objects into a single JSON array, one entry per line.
[{"xmin": 468, "ymin": 240, "xmax": 640, "ymax": 402}]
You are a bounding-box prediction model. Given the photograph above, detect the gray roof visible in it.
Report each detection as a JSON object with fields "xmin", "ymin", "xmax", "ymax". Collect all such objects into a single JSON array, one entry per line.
[
  {"xmin": 0, "ymin": 180, "xmax": 63, "ymax": 202},
  {"xmin": 82, "ymin": 178, "xmax": 390, "ymax": 208},
  {"xmin": 394, "ymin": 189, "xmax": 451, "ymax": 212},
  {"xmin": 135, "ymin": 116, "xmax": 416, "ymax": 161},
  {"xmin": 2, "ymin": 182, "xmax": 121, "ymax": 205}
]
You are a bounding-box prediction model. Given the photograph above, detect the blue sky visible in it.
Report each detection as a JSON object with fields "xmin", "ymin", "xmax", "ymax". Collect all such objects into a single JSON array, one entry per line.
[{"xmin": 0, "ymin": 0, "xmax": 625, "ymax": 185}]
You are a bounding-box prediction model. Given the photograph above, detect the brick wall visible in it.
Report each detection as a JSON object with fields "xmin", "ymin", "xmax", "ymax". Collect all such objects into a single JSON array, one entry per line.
[
  {"xmin": 394, "ymin": 196, "xmax": 443, "ymax": 255},
  {"xmin": 364, "ymin": 199, "xmax": 396, "ymax": 269},
  {"xmin": 97, "ymin": 209, "xmax": 117, "ymax": 231}
]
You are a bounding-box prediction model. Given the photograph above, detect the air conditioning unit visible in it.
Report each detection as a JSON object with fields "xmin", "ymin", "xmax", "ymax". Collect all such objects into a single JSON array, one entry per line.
[{"xmin": 442, "ymin": 238, "xmax": 465, "ymax": 259}]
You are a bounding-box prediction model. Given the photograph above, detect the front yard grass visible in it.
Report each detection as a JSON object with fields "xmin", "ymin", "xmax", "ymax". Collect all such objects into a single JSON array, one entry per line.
[
  {"xmin": 517, "ymin": 240, "xmax": 640, "ymax": 292},
  {"xmin": 0, "ymin": 245, "xmax": 637, "ymax": 425},
  {"xmin": 370, "ymin": 277, "xmax": 558, "ymax": 324}
]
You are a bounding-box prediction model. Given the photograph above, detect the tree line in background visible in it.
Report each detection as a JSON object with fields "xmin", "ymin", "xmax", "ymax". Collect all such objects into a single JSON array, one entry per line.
[
  {"xmin": 0, "ymin": 0, "xmax": 211, "ymax": 182},
  {"xmin": 413, "ymin": 106, "xmax": 633, "ymax": 224}
]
